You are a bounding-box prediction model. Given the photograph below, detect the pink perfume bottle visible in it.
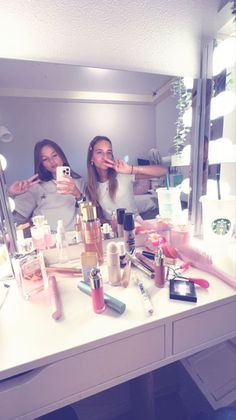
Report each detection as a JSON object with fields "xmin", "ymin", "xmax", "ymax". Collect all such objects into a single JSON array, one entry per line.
[
  {"xmin": 81, "ymin": 202, "xmax": 104, "ymax": 264},
  {"xmin": 90, "ymin": 267, "xmax": 105, "ymax": 314}
]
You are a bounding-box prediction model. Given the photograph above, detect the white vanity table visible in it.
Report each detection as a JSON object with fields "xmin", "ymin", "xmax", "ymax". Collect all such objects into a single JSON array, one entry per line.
[{"xmin": 0, "ymin": 245, "xmax": 235, "ymax": 420}]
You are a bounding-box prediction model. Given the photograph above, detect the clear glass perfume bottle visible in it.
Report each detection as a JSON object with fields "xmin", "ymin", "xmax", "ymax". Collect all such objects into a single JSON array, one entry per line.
[{"xmin": 80, "ymin": 202, "xmax": 104, "ymax": 264}]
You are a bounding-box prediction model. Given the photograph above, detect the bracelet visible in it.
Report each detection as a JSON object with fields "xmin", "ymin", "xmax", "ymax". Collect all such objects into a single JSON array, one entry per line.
[{"xmin": 130, "ymin": 165, "xmax": 133, "ymax": 175}]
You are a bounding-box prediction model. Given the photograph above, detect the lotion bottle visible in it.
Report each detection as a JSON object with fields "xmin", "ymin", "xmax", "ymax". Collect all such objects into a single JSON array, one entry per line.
[{"xmin": 107, "ymin": 241, "xmax": 122, "ymax": 286}]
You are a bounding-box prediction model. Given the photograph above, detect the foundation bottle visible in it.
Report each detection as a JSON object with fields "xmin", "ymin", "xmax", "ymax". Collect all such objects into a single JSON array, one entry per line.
[
  {"xmin": 107, "ymin": 242, "xmax": 122, "ymax": 286},
  {"xmin": 116, "ymin": 208, "xmax": 126, "ymax": 238},
  {"xmin": 123, "ymin": 212, "xmax": 135, "ymax": 253},
  {"xmin": 80, "ymin": 202, "xmax": 104, "ymax": 264}
]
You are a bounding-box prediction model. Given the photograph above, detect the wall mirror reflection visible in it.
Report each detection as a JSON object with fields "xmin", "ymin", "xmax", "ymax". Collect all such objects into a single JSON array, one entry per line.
[{"xmin": 0, "ymin": 58, "xmax": 196, "ymax": 231}]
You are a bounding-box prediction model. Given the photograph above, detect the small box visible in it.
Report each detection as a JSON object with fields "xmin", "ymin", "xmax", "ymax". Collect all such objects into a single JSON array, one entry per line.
[{"xmin": 169, "ymin": 279, "xmax": 197, "ymax": 302}]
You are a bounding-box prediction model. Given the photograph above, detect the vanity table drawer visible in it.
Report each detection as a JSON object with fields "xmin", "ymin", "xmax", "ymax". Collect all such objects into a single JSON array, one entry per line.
[
  {"xmin": 0, "ymin": 325, "xmax": 165, "ymax": 420},
  {"xmin": 173, "ymin": 301, "xmax": 236, "ymax": 355}
]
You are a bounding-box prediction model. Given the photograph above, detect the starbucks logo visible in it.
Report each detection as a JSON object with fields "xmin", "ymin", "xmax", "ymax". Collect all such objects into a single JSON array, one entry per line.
[{"xmin": 211, "ymin": 218, "xmax": 231, "ymax": 236}]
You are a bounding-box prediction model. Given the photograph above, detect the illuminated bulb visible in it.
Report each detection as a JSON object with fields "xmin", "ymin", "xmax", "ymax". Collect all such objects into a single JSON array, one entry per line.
[
  {"xmin": 206, "ymin": 179, "xmax": 230, "ymax": 198},
  {"xmin": 183, "ymin": 107, "xmax": 192, "ymax": 127},
  {"xmin": 123, "ymin": 155, "xmax": 129, "ymax": 163},
  {"xmin": 181, "ymin": 178, "xmax": 191, "ymax": 195},
  {"xmin": 0, "ymin": 154, "xmax": 7, "ymax": 170},
  {"xmin": 210, "ymin": 91, "xmax": 236, "ymax": 120},
  {"xmin": 213, "ymin": 37, "xmax": 236, "ymax": 76},
  {"xmin": 181, "ymin": 144, "xmax": 191, "ymax": 165},
  {"xmin": 183, "ymin": 77, "xmax": 193, "ymax": 90},
  {"xmin": 208, "ymin": 138, "xmax": 235, "ymax": 163},
  {"xmin": 8, "ymin": 197, "xmax": 15, "ymax": 212}
]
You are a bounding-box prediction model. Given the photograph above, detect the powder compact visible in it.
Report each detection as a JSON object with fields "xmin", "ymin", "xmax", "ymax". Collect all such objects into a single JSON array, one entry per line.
[{"xmin": 169, "ymin": 279, "xmax": 197, "ymax": 303}]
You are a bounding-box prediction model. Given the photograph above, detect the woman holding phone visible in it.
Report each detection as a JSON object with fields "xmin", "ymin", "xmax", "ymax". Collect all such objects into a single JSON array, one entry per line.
[
  {"xmin": 87, "ymin": 135, "xmax": 167, "ymax": 222},
  {"xmin": 8, "ymin": 139, "xmax": 86, "ymax": 231}
]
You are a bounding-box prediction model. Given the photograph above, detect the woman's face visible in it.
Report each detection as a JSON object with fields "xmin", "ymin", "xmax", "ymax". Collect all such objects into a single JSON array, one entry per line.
[
  {"xmin": 40, "ymin": 145, "xmax": 63, "ymax": 178},
  {"xmin": 92, "ymin": 140, "xmax": 113, "ymax": 170}
]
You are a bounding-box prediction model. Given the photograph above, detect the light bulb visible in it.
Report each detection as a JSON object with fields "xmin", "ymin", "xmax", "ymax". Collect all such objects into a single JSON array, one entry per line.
[
  {"xmin": 181, "ymin": 144, "xmax": 191, "ymax": 165},
  {"xmin": 213, "ymin": 37, "xmax": 236, "ymax": 76},
  {"xmin": 0, "ymin": 154, "xmax": 7, "ymax": 171},
  {"xmin": 8, "ymin": 197, "xmax": 15, "ymax": 212},
  {"xmin": 183, "ymin": 77, "xmax": 193, "ymax": 90},
  {"xmin": 181, "ymin": 178, "xmax": 191, "ymax": 195},
  {"xmin": 210, "ymin": 91, "xmax": 236, "ymax": 120},
  {"xmin": 183, "ymin": 107, "xmax": 192, "ymax": 127},
  {"xmin": 208, "ymin": 138, "xmax": 236, "ymax": 163}
]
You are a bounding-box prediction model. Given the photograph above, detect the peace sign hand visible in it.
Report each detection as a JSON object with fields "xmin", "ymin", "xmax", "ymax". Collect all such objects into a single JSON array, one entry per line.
[{"xmin": 8, "ymin": 174, "xmax": 39, "ymax": 197}]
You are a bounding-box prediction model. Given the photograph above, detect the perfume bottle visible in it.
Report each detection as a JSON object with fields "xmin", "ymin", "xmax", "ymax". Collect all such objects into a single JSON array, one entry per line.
[
  {"xmin": 56, "ymin": 219, "xmax": 69, "ymax": 263},
  {"xmin": 123, "ymin": 212, "xmax": 135, "ymax": 253},
  {"xmin": 90, "ymin": 267, "xmax": 105, "ymax": 313},
  {"xmin": 80, "ymin": 202, "xmax": 104, "ymax": 264}
]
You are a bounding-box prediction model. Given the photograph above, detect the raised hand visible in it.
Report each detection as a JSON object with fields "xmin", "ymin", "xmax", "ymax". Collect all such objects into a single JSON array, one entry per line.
[
  {"xmin": 8, "ymin": 174, "xmax": 39, "ymax": 197},
  {"xmin": 56, "ymin": 175, "xmax": 82, "ymax": 199},
  {"xmin": 104, "ymin": 158, "xmax": 132, "ymax": 174}
]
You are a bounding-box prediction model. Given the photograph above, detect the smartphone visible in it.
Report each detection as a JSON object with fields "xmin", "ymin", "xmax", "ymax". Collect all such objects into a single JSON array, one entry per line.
[{"xmin": 56, "ymin": 166, "xmax": 71, "ymax": 181}]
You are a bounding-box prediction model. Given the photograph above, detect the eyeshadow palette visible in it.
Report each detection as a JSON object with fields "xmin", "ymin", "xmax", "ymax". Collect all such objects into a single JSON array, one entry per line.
[{"xmin": 169, "ymin": 279, "xmax": 197, "ymax": 302}]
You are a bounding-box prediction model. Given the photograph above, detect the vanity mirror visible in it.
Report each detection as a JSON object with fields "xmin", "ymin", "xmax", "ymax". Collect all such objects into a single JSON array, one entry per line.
[{"xmin": 0, "ymin": 57, "xmax": 199, "ymax": 230}]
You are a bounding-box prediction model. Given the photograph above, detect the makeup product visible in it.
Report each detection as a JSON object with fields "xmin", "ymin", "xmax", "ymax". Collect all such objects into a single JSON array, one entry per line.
[
  {"xmin": 111, "ymin": 211, "xmax": 118, "ymax": 238},
  {"xmin": 135, "ymin": 252, "xmax": 155, "ymax": 273},
  {"xmin": 169, "ymin": 279, "xmax": 197, "ymax": 302},
  {"xmin": 127, "ymin": 254, "xmax": 155, "ymax": 279},
  {"xmin": 154, "ymin": 248, "xmax": 165, "ymax": 288},
  {"xmin": 102, "ymin": 223, "xmax": 111, "ymax": 240},
  {"xmin": 43, "ymin": 220, "xmax": 54, "ymax": 249},
  {"xmin": 12, "ymin": 251, "xmax": 48, "ymax": 300},
  {"xmin": 77, "ymin": 281, "xmax": 126, "ymax": 314},
  {"xmin": 120, "ymin": 259, "xmax": 132, "ymax": 288},
  {"xmin": 118, "ymin": 242, "xmax": 126, "ymax": 268},
  {"xmin": 116, "ymin": 208, "xmax": 126, "ymax": 238},
  {"xmin": 107, "ymin": 242, "xmax": 122, "ymax": 286},
  {"xmin": 135, "ymin": 277, "xmax": 154, "ymax": 316},
  {"xmin": 46, "ymin": 266, "xmax": 82, "ymax": 276},
  {"xmin": 89, "ymin": 267, "xmax": 105, "ymax": 313},
  {"xmin": 56, "ymin": 219, "xmax": 69, "ymax": 263},
  {"xmin": 123, "ymin": 212, "xmax": 135, "ymax": 252},
  {"xmin": 142, "ymin": 250, "xmax": 155, "ymax": 260},
  {"xmin": 80, "ymin": 202, "xmax": 104, "ymax": 264},
  {"xmin": 48, "ymin": 275, "xmax": 62, "ymax": 320},
  {"xmin": 81, "ymin": 251, "xmax": 98, "ymax": 283}
]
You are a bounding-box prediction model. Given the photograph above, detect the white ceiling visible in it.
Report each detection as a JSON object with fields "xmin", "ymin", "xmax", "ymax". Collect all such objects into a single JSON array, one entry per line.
[{"xmin": 0, "ymin": 0, "xmax": 222, "ymax": 78}]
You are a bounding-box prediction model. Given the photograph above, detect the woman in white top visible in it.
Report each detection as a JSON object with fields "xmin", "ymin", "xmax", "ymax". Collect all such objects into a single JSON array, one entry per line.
[
  {"xmin": 8, "ymin": 139, "xmax": 86, "ymax": 231},
  {"xmin": 87, "ymin": 135, "xmax": 167, "ymax": 222}
]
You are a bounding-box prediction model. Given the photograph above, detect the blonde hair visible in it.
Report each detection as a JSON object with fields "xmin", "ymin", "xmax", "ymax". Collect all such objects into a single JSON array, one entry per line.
[{"xmin": 87, "ymin": 136, "xmax": 118, "ymax": 205}]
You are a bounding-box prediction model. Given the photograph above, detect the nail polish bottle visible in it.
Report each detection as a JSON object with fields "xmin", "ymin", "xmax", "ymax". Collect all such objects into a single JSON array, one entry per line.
[
  {"xmin": 116, "ymin": 208, "xmax": 126, "ymax": 238},
  {"xmin": 154, "ymin": 248, "xmax": 165, "ymax": 288},
  {"xmin": 107, "ymin": 241, "xmax": 122, "ymax": 286},
  {"xmin": 123, "ymin": 212, "xmax": 135, "ymax": 253},
  {"xmin": 90, "ymin": 267, "xmax": 105, "ymax": 314},
  {"xmin": 80, "ymin": 202, "xmax": 104, "ymax": 264}
]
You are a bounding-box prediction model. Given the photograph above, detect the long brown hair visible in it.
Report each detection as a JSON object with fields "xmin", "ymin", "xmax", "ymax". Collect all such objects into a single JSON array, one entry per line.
[
  {"xmin": 34, "ymin": 139, "xmax": 81, "ymax": 181},
  {"xmin": 87, "ymin": 136, "xmax": 118, "ymax": 205}
]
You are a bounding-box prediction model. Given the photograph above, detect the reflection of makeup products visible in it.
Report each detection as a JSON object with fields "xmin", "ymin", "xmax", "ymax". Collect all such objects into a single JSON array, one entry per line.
[
  {"xmin": 48, "ymin": 275, "xmax": 62, "ymax": 320},
  {"xmin": 118, "ymin": 242, "xmax": 126, "ymax": 268},
  {"xmin": 121, "ymin": 259, "xmax": 132, "ymax": 288},
  {"xmin": 90, "ymin": 267, "xmax": 105, "ymax": 314},
  {"xmin": 154, "ymin": 248, "xmax": 165, "ymax": 288},
  {"xmin": 135, "ymin": 277, "xmax": 154, "ymax": 316},
  {"xmin": 169, "ymin": 279, "xmax": 197, "ymax": 302},
  {"xmin": 111, "ymin": 211, "xmax": 118, "ymax": 238},
  {"xmin": 81, "ymin": 251, "xmax": 98, "ymax": 282},
  {"xmin": 80, "ymin": 202, "xmax": 104, "ymax": 264},
  {"xmin": 123, "ymin": 212, "xmax": 135, "ymax": 252},
  {"xmin": 116, "ymin": 208, "xmax": 126, "ymax": 238},
  {"xmin": 77, "ymin": 281, "xmax": 126, "ymax": 314},
  {"xmin": 107, "ymin": 242, "xmax": 122, "ymax": 286}
]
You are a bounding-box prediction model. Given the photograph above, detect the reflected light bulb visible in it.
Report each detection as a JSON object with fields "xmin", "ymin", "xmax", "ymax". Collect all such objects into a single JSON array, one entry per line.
[
  {"xmin": 0, "ymin": 154, "xmax": 7, "ymax": 171},
  {"xmin": 183, "ymin": 77, "xmax": 193, "ymax": 90},
  {"xmin": 123, "ymin": 155, "xmax": 129, "ymax": 163},
  {"xmin": 210, "ymin": 91, "xmax": 236, "ymax": 120},
  {"xmin": 183, "ymin": 107, "xmax": 192, "ymax": 127},
  {"xmin": 8, "ymin": 197, "xmax": 15, "ymax": 212},
  {"xmin": 206, "ymin": 179, "xmax": 230, "ymax": 198},
  {"xmin": 213, "ymin": 37, "xmax": 236, "ymax": 76},
  {"xmin": 181, "ymin": 144, "xmax": 191, "ymax": 165},
  {"xmin": 181, "ymin": 178, "xmax": 191, "ymax": 195},
  {"xmin": 208, "ymin": 138, "xmax": 234, "ymax": 163}
]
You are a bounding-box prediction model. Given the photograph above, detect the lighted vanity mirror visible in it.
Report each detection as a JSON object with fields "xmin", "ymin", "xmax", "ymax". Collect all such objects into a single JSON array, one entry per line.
[{"xmin": 0, "ymin": 58, "xmax": 197, "ymax": 223}]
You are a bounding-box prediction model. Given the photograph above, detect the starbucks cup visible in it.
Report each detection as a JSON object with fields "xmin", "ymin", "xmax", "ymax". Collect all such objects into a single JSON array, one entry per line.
[{"xmin": 200, "ymin": 195, "xmax": 236, "ymax": 252}]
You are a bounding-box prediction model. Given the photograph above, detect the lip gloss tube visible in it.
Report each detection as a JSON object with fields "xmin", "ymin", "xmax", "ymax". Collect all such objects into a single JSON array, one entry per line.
[
  {"xmin": 77, "ymin": 281, "xmax": 126, "ymax": 314},
  {"xmin": 154, "ymin": 249, "xmax": 165, "ymax": 288},
  {"xmin": 90, "ymin": 268, "xmax": 105, "ymax": 314}
]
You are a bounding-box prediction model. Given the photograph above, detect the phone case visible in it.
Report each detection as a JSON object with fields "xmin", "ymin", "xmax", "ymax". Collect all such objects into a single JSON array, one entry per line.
[{"xmin": 56, "ymin": 166, "xmax": 70, "ymax": 181}]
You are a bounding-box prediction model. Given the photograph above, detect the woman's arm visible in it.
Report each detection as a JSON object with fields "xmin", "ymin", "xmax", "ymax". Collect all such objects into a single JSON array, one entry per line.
[
  {"xmin": 107, "ymin": 158, "xmax": 167, "ymax": 180},
  {"xmin": 8, "ymin": 174, "xmax": 39, "ymax": 197}
]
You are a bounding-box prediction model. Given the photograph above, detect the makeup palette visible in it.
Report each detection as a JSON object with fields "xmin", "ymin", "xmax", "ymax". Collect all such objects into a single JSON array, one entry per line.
[{"xmin": 169, "ymin": 279, "xmax": 197, "ymax": 302}]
